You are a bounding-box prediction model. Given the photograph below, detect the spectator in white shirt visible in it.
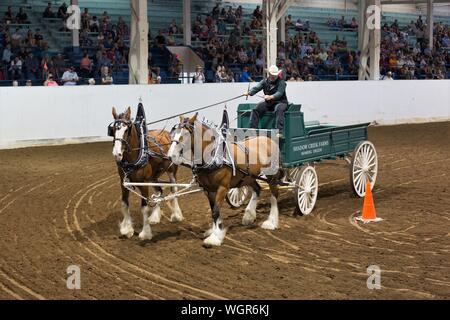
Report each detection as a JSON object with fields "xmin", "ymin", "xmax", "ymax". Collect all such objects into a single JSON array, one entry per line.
[
  {"xmin": 61, "ymin": 66, "xmax": 79, "ymax": 85},
  {"xmin": 192, "ymin": 65, "xmax": 205, "ymax": 84},
  {"xmin": 9, "ymin": 56, "xmax": 22, "ymax": 79}
]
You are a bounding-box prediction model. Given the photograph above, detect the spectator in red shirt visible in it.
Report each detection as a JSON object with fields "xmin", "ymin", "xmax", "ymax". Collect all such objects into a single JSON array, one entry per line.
[{"xmin": 79, "ymin": 53, "xmax": 92, "ymax": 78}]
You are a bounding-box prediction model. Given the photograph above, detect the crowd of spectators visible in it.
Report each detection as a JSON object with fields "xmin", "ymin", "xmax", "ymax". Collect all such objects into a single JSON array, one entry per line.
[
  {"xmin": 74, "ymin": 5, "xmax": 130, "ymax": 82},
  {"xmin": 0, "ymin": 3, "xmax": 134, "ymax": 85},
  {"xmin": 379, "ymin": 17, "xmax": 449, "ymax": 79},
  {"xmin": 327, "ymin": 15, "xmax": 358, "ymax": 30},
  {"xmin": 182, "ymin": 5, "xmax": 448, "ymax": 82},
  {"xmin": 178, "ymin": 4, "xmax": 356, "ymax": 82},
  {"xmin": 0, "ymin": 6, "xmax": 50, "ymax": 83}
]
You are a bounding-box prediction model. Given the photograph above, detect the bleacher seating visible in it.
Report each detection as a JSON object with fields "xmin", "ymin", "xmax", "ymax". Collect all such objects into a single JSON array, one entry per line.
[{"xmin": 1, "ymin": 0, "xmax": 449, "ymax": 85}]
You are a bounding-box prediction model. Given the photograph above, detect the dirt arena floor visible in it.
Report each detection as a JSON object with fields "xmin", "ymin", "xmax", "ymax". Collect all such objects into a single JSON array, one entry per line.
[{"xmin": 0, "ymin": 122, "xmax": 449, "ymax": 300}]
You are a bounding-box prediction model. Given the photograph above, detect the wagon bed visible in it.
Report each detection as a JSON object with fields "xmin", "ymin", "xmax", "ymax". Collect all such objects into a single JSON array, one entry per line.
[
  {"xmin": 226, "ymin": 103, "xmax": 379, "ymax": 215},
  {"xmin": 236, "ymin": 103, "xmax": 370, "ymax": 168}
]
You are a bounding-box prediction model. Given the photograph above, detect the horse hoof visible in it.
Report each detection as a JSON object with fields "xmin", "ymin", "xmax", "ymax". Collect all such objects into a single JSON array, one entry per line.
[
  {"xmin": 120, "ymin": 228, "xmax": 135, "ymax": 238},
  {"xmin": 138, "ymin": 230, "xmax": 153, "ymax": 241},
  {"xmin": 203, "ymin": 234, "xmax": 222, "ymax": 247},
  {"xmin": 242, "ymin": 210, "xmax": 256, "ymax": 226},
  {"xmin": 170, "ymin": 213, "xmax": 184, "ymax": 223},
  {"xmin": 261, "ymin": 220, "xmax": 277, "ymax": 230}
]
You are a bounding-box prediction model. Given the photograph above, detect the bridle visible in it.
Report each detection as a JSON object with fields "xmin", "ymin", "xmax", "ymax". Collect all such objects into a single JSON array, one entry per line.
[
  {"xmin": 107, "ymin": 119, "xmax": 133, "ymax": 152},
  {"xmin": 170, "ymin": 119, "xmax": 195, "ymax": 146}
]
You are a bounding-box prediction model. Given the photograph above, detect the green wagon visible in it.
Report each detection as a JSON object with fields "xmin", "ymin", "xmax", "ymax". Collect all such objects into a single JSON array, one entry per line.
[{"xmin": 226, "ymin": 103, "xmax": 379, "ymax": 215}]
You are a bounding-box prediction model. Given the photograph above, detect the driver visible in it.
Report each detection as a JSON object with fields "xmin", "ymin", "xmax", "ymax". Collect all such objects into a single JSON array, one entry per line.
[{"xmin": 244, "ymin": 65, "xmax": 288, "ymax": 138}]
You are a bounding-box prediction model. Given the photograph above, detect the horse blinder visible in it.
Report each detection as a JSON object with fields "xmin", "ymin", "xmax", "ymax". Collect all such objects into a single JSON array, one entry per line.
[{"xmin": 107, "ymin": 123, "xmax": 115, "ymax": 137}]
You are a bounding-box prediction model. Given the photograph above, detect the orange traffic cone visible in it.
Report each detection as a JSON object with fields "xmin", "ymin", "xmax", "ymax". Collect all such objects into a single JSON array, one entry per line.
[{"xmin": 355, "ymin": 180, "xmax": 382, "ymax": 223}]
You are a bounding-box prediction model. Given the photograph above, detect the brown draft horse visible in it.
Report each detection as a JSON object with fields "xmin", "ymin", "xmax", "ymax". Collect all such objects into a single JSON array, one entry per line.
[
  {"xmin": 111, "ymin": 107, "xmax": 183, "ymax": 240},
  {"xmin": 168, "ymin": 113, "xmax": 282, "ymax": 247}
]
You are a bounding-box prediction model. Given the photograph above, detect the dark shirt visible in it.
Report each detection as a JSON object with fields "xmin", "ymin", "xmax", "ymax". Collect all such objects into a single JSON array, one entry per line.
[
  {"xmin": 25, "ymin": 56, "xmax": 38, "ymax": 71},
  {"xmin": 34, "ymin": 33, "xmax": 43, "ymax": 41},
  {"xmin": 249, "ymin": 77, "xmax": 288, "ymax": 103},
  {"xmin": 57, "ymin": 5, "xmax": 67, "ymax": 18},
  {"xmin": 16, "ymin": 12, "xmax": 28, "ymax": 22}
]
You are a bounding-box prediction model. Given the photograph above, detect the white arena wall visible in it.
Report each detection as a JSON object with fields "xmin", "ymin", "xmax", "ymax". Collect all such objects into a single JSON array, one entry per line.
[{"xmin": 0, "ymin": 80, "xmax": 449, "ymax": 149}]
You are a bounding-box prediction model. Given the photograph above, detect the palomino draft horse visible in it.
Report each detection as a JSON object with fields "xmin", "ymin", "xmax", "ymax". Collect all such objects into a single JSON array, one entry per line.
[
  {"xmin": 168, "ymin": 113, "xmax": 283, "ymax": 247},
  {"xmin": 109, "ymin": 106, "xmax": 183, "ymax": 240}
]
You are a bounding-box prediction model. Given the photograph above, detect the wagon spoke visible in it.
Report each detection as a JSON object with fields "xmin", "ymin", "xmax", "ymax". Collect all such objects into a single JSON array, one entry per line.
[
  {"xmin": 304, "ymin": 195, "xmax": 310, "ymax": 210},
  {"xmin": 354, "ymin": 170, "xmax": 364, "ymax": 182},
  {"xmin": 362, "ymin": 145, "xmax": 368, "ymax": 161},
  {"xmin": 367, "ymin": 154, "xmax": 376, "ymax": 166},
  {"xmin": 362, "ymin": 176, "xmax": 367, "ymax": 193},
  {"xmin": 354, "ymin": 154, "xmax": 363, "ymax": 167},
  {"xmin": 305, "ymin": 194, "xmax": 311, "ymax": 211},
  {"xmin": 356, "ymin": 174, "xmax": 364, "ymax": 193},
  {"xmin": 231, "ymin": 191, "xmax": 238, "ymax": 203},
  {"xmin": 310, "ymin": 175, "xmax": 316, "ymax": 187},
  {"xmin": 367, "ymin": 162, "xmax": 377, "ymax": 169},
  {"xmin": 237, "ymin": 191, "xmax": 243, "ymax": 202},
  {"xmin": 353, "ymin": 168, "xmax": 363, "ymax": 174},
  {"xmin": 305, "ymin": 171, "xmax": 312, "ymax": 186},
  {"xmin": 364, "ymin": 145, "xmax": 370, "ymax": 161},
  {"xmin": 353, "ymin": 162, "xmax": 363, "ymax": 169},
  {"xmin": 367, "ymin": 147, "xmax": 373, "ymax": 161},
  {"xmin": 300, "ymin": 196, "xmax": 307, "ymax": 212},
  {"xmin": 357, "ymin": 179, "xmax": 364, "ymax": 195}
]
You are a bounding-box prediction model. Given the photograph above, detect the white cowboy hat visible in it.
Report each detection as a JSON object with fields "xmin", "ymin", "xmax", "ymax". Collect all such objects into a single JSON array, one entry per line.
[{"xmin": 268, "ymin": 65, "xmax": 281, "ymax": 76}]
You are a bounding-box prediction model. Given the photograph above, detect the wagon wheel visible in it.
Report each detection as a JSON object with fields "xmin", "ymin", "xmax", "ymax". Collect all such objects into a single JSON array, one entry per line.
[
  {"xmin": 350, "ymin": 141, "xmax": 378, "ymax": 197},
  {"xmin": 226, "ymin": 186, "xmax": 251, "ymax": 209},
  {"xmin": 294, "ymin": 165, "xmax": 319, "ymax": 215}
]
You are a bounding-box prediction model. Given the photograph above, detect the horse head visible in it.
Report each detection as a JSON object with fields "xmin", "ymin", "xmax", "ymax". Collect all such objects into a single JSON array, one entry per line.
[
  {"xmin": 167, "ymin": 112, "xmax": 198, "ymax": 163},
  {"xmin": 109, "ymin": 106, "xmax": 133, "ymax": 162}
]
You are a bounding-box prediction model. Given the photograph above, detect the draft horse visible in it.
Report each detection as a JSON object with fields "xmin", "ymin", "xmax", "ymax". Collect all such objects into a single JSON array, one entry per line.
[
  {"xmin": 168, "ymin": 113, "xmax": 283, "ymax": 247},
  {"xmin": 109, "ymin": 106, "xmax": 183, "ymax": 240}
]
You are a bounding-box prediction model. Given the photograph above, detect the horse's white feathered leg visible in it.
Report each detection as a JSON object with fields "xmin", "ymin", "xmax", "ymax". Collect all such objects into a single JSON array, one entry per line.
[
  {"xmin": 203, "ymin": 219, "xmax": 227, "ymax": 247},
  {"xmin": 168, "ymin": 173, "xmax": 184, "ymax": 222},
  {"xmin": 148, "ymin": 203, "xmax": 162, "ymax": 224},
  {"xmin": 120, "ymin": 201, "xmax": 134, "ymax": 238},
  {"xmin": 139, "ymin": 205, "xmax": 153, "ymax": 240},
  {"xmin": 261, "ymin": 195, "xmax": 279, "ymax": 230}
]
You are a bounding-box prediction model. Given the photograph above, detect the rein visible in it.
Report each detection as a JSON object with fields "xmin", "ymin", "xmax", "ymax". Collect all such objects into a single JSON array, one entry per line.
[{"xmin": 147, "ymin": 94, "xmax": 245, "ymax": 126}]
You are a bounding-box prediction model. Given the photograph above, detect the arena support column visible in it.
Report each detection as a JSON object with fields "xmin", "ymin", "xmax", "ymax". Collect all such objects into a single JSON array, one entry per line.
[
  {"xmin": 278, "ymin": 14, "xmax": 286, "ymax": 44},
  {"xmin": 183, "ymin": 0, "xmax": 192, "ymax": 46},
  {"xmin": 358, "ymin": 0, "xmax": 381, "ymax": 80},
  {"xmin": 427, "ymin": 0, "xmax": 434, "ymax": 50},
  {"xmin": 358, "ymin": 0, "xmax": 366, "ymax": 53},
  {"xmin": 128, "ymin": 0, "xmax": 149, "ymax": 84},
  {"xmin": 263, "ymin": 0, "xmax": 294, "ymax": 73},
  {"xmin": 71, "ymin": 0, "xmax": 79, "ymax": 53}
]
